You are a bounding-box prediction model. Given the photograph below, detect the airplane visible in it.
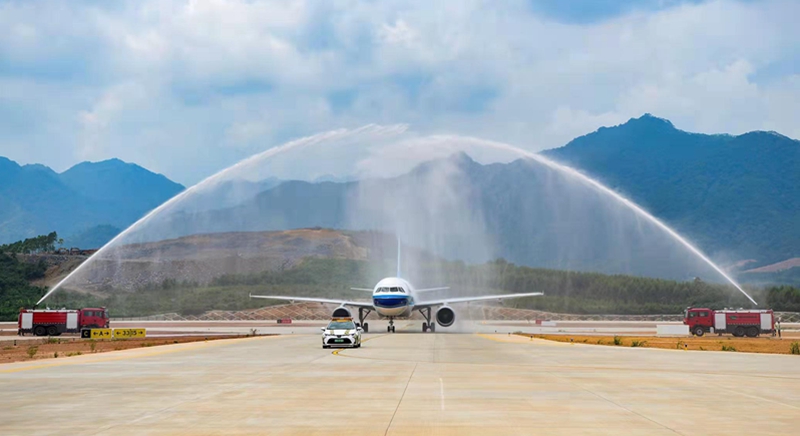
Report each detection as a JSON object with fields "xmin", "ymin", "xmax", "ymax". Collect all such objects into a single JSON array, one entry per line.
[{"xmin": 250, "ymin": 238, "xmax": 543, "ymax": 333}]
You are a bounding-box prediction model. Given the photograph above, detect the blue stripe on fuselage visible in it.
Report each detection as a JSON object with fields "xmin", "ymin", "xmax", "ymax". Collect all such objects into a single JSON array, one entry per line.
[{"xmin": 373, "ymin": 295, "xmax": 411, "ymax": 308}]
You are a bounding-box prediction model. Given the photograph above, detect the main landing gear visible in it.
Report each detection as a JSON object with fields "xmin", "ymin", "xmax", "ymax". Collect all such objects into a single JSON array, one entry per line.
[
  {"xmin": 387, "ymin": 318, "xmax": 396, "ymax": 333},
  {"xmin": 358, "ymin": 307, "xmax": 372, "ymax": 333},
  {"xmin": 420, "ymin": 308, "xmax": 435, "ymax": 333}
]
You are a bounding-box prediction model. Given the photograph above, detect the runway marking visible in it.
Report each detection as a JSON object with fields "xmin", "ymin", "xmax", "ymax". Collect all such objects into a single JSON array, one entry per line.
[
  {"xmin": 689, "ymin": 377, "xmax": 800, "ymax": 411},
  {"xmin": 385, "ymin": 362, "xmax": 417, "ymax": 436},
  {"xmin": 0, "ymin": 335, "xmax": 282, "ymax": 374},
  {"xmin": 331, "ymin": 333, "xmax": 389, "ymax": 356},
  {"xmin": 545, "ymin": 369, "xmax": 685, "ymax": 435},
  {"xmin": 306, "ymin": 334, "xmax": 800, "ymax": 383}
]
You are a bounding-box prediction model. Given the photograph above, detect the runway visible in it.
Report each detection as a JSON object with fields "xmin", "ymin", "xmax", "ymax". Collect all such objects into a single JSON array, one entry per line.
[{"xmin": 2, "ymin": 330, "xmax": 799, "ymax": 435}]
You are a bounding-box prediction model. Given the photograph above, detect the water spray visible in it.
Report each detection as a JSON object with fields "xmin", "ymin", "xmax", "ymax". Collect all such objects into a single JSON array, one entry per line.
[
  {"xmin": 39, "ymin": 125, "xmax": 757, "ymax": 307},
  {"xmin": 37, "ymin": 124, "xmax": 407, "ymax": 305},
  {"xmin": 433, "ymin": 135, "xmax": 758, "ymax": 306}
]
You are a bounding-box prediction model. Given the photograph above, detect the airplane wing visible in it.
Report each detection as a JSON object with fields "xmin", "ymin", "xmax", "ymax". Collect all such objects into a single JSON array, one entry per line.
[
  {"xmin": 249, "ymin": 294, "xmax": 374, "ymax": 308},
  {"xmin": 350, "ymin": 287, "xmax": 374, "ymax": 292},
  {"xmin": 415, "ymin": 292, "xmax": 543, "ymax": 308},
  {"xmin": 415, "ymin": 287, "xmax": 450, "ymax": 293}
]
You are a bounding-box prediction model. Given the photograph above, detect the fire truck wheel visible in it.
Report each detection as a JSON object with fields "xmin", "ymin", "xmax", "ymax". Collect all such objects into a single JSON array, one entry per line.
[
  {"xmin": 47, "ymin": 325, "xmax": 58, "ymax": 336},
  {"xmin": 746, "ymin": 326, "xmax": 758, "ymax": 337},
  {"xmin": 33, "ymin": 325, "xmax": 46, "ymax": 336},
  {"xmin": 693, "ymin": 326, "xmax": 704, "ymax": 337},
  {"xmin": 733, "ymin": 326, "xmax": 745, "ymax": 337}
]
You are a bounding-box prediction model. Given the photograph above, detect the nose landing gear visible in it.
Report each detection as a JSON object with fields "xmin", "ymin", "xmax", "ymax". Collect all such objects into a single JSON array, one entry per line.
[{"xmin": 387, "ymin": 318, "xmax": 396, "ymax": 333}]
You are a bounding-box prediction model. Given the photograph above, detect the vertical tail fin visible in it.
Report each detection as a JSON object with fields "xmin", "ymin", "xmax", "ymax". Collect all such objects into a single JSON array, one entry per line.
[{"xmin": 396, "ymin": 236, "xmax": 401, "ymax": 278}]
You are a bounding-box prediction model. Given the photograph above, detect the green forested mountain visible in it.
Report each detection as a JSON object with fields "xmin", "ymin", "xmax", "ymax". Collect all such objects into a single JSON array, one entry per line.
[
  {"xmin": 0, "ymin": 253, "xmax": 46, "ymax": 321},
  {"xmin": 2, "ymin": 114, "xmax": 797, "ymax": 277},
  {"xmin": 543, "ymin": 114, "xmax": 799, "ymax": 266}
]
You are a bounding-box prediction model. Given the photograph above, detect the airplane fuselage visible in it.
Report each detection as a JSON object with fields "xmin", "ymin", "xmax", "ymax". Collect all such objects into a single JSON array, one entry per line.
[{"xmin": 372, "ymin": 277, "xmax": 416, "ymax": 318}]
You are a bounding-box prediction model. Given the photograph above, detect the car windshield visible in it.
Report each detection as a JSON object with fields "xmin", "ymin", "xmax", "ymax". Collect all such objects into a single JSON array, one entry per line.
[{"xmin": 327, "ymin": 321, "xmax": 355, "ymax": 330}]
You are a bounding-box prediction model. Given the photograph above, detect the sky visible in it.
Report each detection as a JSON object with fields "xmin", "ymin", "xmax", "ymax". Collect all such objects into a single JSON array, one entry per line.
[{"xmin": 0, "ymin": 0, "xmax": 798, "ymax": 184}]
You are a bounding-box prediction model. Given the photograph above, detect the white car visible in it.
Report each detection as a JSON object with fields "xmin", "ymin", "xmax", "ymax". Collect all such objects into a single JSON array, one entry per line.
[{"xmin": 321, "ymin": 318, "xmax": 363, "ymax": 348}]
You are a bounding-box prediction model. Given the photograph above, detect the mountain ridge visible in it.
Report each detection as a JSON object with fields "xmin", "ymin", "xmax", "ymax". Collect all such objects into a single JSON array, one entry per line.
[
  {"xmin": 0, "ymin": 157, "xmax": 184, "ymax": 245},
  {"xmin": 1, "ymin": 114, "xmax": 796, "ymax": 279}
]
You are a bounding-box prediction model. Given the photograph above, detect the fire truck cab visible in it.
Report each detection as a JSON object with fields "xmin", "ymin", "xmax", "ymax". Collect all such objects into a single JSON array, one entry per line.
[{"xmin": 684, "ymin": 307, "xmax": 774, "ymax": 337}]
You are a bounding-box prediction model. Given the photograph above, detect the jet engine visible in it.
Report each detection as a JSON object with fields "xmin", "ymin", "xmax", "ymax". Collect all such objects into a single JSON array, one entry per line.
[
  {"xmin": 435, "ymin": 306, "xmax": 455, "ymax": 327},
  {"xmin": 332, "ymin": 306, "xmax": 352, "ymax": 318}
]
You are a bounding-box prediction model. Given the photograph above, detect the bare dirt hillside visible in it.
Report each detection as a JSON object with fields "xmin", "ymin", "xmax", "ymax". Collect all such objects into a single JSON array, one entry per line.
[
  {"xmin": 61, "ymin": 228, "xmax": 375, "ymax": 292},
  {"xmin": 18, "ymin": 254, "xmax": 88, "ymax": 289},
  {"xmin": 743, "ymin": 257, "xmax": 800, "ymax": 273}
]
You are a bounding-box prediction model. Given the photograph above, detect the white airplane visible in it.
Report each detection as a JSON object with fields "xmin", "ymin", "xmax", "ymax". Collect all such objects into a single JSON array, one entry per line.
[{"xmin": 250, "ymin": 239, "xmax": 543, "ymax": 333}]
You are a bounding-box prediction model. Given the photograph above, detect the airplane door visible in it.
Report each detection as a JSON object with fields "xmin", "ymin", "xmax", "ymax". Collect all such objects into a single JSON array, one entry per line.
[{"xmin": 715, "ymin": 313, "xmax": 726, "ymax": 331}]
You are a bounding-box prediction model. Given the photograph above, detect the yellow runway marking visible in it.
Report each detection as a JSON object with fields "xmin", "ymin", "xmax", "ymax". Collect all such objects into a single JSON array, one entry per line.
[
  {"xmin": 0, "ymin": 335, "xmax": 282, "ymax": 374},
  {"xmin": 331, "ymin": 333, "xmax": 388, "ymax": 356}
]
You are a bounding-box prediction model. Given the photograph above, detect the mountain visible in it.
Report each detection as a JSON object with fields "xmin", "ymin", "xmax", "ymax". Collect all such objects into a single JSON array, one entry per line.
[
  {"xmin": 60, "ymin": 158, "xmax": 183, "ymax": 214},
  {"xmin": 127, "ymin": 115, "xmax": 798, "ymax": 282},
  {"xmin": 3, "ymin": 114, "xmax": 797, "ymax": 282},
  {"xmin": 543, "ymin": 114, "xmax": 799, "ymax": 267},
  {"xmin": 0, "ymin": 158, "xmax": 184, "ymax": 246}
]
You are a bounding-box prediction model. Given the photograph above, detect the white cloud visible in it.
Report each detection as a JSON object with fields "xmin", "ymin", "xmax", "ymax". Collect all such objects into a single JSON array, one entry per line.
[{"xmin": 0, "ymin": 0, "xmax": 798, "ymax": 183}]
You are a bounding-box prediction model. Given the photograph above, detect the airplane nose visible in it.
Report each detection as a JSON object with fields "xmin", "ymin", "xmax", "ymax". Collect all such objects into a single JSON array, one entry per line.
[{"xmin": 373, "ymin": 296, "xmax": 408, "ymax": 308}]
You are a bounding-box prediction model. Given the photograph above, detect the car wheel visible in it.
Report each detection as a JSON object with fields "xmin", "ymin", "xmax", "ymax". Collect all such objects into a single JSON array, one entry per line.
[
  {"xmin": 47, "ymin": 325, "xmax": 58, "ymax": 336},
  {"xmin": 693, "ymin": 326, "xmax": 704, "ymax": 337},
  {"xmin": 734, "ymin": 326, "xmax": 745, "ymax": 337},
  {"xmin": 34, "ymin": 325, "xmax": 46, "ymax": 336},
  {"xmin": 746, "ymin": 326, "xmax": 758, "ymax": 337}
]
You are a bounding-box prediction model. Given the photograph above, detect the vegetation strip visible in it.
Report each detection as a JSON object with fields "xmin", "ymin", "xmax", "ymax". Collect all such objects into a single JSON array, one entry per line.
[
  {"xmin": 0, "ymin": 334, "xmax": 268, "ymax": 364},
  {"xmin": 518, "ymin": 333, "xmax": 800, "ymax": 355}
]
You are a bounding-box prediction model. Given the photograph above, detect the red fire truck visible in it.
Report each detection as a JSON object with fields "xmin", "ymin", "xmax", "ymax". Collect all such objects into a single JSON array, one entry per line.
[
  {"xmin": 683, "ymin": 307, "xmax": 774, "ymax": 337},
  {"xmin": 18, "ymin": 308, "xmax": 109, "ymax": 336}
]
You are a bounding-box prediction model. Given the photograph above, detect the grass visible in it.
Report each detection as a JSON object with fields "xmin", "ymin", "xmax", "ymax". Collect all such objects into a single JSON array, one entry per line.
[
  {"xmin": 721, "ymin": 344, "xmax": 737, "ymax": 352},
  {"xmin": 26, "ymin": 346, "xmax": 38, "ymax": 359},
  {"xmin": 523, "ymin": 334, "xmax": 799, "ymax": 355}
]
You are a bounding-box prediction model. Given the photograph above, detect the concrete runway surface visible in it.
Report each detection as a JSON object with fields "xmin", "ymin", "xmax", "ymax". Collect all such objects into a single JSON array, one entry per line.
[{"xmin": 2, "ymin": 330, "xmax": 799, "ymax": 435}]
